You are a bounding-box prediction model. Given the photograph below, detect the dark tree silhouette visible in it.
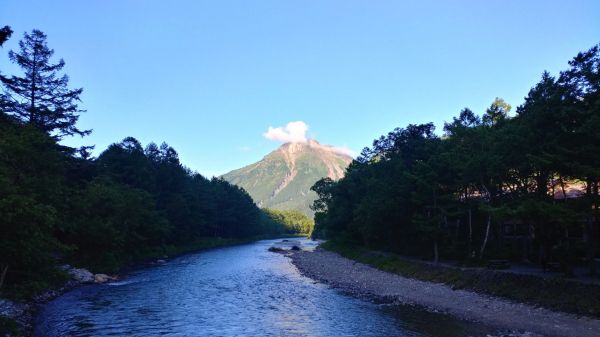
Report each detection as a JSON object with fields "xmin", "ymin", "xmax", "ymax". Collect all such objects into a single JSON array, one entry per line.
[
  {"xmin": 0, "ymin": 25, "xmax": 13, "ymax": 114},
  {"xmin": 0, "ymin": 28, "xmax": 320, "ymax": 301},
  {"xmin": 312, "ymin": 43, "xmax": 600, "ymax": 277},
  {"xmin": 1, "ymin": 29, "xmax": 89, "ymax": 138},
  {"xmin": 0, "ymin": 26, "xmax": 12, "ymax": 47}
]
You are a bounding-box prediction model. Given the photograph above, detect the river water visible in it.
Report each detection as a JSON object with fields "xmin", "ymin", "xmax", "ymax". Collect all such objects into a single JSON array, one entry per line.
[{"xmin": 35, "ymin": 239, "xmax": 499, "ymax": 337}]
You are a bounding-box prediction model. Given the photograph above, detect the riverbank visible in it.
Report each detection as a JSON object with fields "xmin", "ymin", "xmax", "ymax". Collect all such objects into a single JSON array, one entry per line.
[
  {"xmin": 288, "ymin": 247, "xmax": 600, "ymax": 337},
  {"xmin": 322, "ymin": 241, "xmax": 600, "ymax": 316},
  {"xmin": 1, "ymin": 234, "xmax": 305, "ymax": 337}
]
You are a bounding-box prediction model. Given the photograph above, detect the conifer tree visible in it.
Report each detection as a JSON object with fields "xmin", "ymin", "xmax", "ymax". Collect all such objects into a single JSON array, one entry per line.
[{"xmin": 1, "ymin": 29, "xmax": 89, "ymax": 139}]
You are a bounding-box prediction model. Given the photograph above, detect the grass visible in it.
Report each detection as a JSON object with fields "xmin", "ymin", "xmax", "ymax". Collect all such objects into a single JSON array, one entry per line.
[{"xmin": 321, "ymin": 240, "xmax": 600, "ymax": 318}]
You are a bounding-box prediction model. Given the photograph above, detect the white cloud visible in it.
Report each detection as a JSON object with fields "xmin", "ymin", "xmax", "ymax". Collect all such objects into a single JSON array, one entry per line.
[{"xmin": 263, "ymin": 121, "xmax": 309, "ymax": 143}]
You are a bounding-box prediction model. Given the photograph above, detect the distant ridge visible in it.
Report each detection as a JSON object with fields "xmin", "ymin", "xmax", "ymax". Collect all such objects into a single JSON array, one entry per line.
[{"xmin": 222, "ymin": 139, "xmax": 352, "ymax": 216}]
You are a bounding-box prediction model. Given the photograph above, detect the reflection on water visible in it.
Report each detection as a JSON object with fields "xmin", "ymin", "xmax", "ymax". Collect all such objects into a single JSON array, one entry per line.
[{"xmin": 35, "ymin": 239, "xmax": 496, "ymax": 337}]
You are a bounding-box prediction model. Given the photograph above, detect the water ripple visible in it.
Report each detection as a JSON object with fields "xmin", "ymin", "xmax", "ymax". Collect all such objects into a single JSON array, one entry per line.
[{"xmin": 35, "ymin": 239, "xmax": 497, "ymax": 337}]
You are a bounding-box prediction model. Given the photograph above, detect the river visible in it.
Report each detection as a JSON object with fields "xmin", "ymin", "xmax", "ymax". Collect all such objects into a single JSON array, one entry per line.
[{"xmin": 35, "ymin": 238, "xmax": 499, "ymax": 337}]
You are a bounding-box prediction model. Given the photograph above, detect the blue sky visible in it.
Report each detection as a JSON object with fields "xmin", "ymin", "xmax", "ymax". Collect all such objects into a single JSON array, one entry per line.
[{"xmin": 1, "ymin": 1, "xmax": 599, "ymax": 177}]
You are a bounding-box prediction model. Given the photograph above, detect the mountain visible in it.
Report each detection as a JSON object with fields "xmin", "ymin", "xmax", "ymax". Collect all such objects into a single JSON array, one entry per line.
[{"xmin": 222, "ymin": 139, "xmax": 353, "ymax": 217}]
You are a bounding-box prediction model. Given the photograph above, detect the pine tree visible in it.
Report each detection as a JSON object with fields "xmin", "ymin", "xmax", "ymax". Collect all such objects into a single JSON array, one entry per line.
[{"xmin": 1, "ymin": 29, "xmax": 90, "ymax": 138}]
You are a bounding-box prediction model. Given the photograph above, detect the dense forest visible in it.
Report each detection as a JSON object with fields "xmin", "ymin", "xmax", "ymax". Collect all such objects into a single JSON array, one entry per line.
[
  {"xmin": 312, "ymin": 42, "xmax": 600, "ymax": 275},
  {"xmin": 262, "ymin": 208, "xmax": 314, "ymax": 235},
  {"xmin": 0, "ymin": 28, "xmax": 299, "ymax": 299}
]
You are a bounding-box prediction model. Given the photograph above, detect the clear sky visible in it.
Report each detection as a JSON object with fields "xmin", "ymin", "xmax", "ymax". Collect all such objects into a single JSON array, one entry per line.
[{"xmin": 1, "ymin": 1, "xmax": 599, "ymax": 177}]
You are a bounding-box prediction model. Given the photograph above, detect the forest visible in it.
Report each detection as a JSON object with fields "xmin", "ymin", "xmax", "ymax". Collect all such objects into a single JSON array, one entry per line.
[
  {"xmin": 262, "ymin": 208, "xmax": 314, "ymax": 235},
  {"xmin": 0, "ymin": 28, "xmax": 300, "ymax": 299},
  {"xmin": 312, "ymin": 42, "xmax": 600, "ymax": 275}
]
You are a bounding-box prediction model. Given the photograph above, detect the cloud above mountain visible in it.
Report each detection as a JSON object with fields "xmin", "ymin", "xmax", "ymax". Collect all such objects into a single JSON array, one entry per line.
[{"xmin": 263, "ymin": 121, "xmax": 309, "ymax": 143}]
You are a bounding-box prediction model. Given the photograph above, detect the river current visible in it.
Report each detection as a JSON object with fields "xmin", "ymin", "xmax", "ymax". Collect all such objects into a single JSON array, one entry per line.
[{"xmin": 35, "ymin": 239, "xmax": 498, "ymax": 337}]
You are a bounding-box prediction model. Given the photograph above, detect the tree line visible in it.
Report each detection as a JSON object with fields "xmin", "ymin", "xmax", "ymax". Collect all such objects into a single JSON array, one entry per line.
[
  {"xmin": 262, "ymin": 208, "xmax": 314, "ymax": 235},
  {"xmin": 0, "ymin": 28, "xmax": 296, "ymax": 298},
  {"xmin": 312, "ymin": 42, "xmax": 600, "ymax": 275}
]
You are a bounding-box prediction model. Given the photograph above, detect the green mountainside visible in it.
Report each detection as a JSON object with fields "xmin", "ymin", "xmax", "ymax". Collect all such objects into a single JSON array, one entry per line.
[{"xmin": 222, "ymin": 139, "xmax": 352, "ymax": 217}]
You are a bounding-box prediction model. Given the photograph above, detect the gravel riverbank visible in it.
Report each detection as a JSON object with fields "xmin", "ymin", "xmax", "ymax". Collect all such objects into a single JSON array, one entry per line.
[{"xmin": 288, "ymin": 248, "xmax": 600, "ymax": 337}]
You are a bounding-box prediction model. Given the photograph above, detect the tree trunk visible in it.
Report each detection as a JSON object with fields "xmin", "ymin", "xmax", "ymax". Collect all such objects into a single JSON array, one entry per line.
[
  {"xmin": 584, "ymin": 180, "xmax": 598, "ymax": 275},
  {"xmin": 0, "ymin": 264, "xmax": 8, "ymax": 290},
  {"xmin": 468, "ymin": 207, "xmax": 473, "ymax": 257},
  {"xmin": 592, "ymin": 181, "xmax": 598, "ymax": 275},
  {"xmin": 29, "ymin": 61, "xmax": 37, "ymax": 125},
  {"xmin": 537, "ymin": 171, "xmax": 549, "ymax": 198},
  {"xmin": 522, "ymin": 235, "xmax": 529, "ymax": 263},
  {"xmin": 559, "ymin": 176, "xmax": 567, "ymax": 200},
  {"xmin": 585, "ymin": 220, "xmax": 597, "ymax": 275},
  {"xmin": 433, "ymin": 240, "xmax": 439, "ymax": 265},
  {"xmin": 480, "ymin": 215, "xmax": 491, "ymax": 259},
  {"xmin": 590, "ymin": 243, "xmax": 598, "ymax": 276}
]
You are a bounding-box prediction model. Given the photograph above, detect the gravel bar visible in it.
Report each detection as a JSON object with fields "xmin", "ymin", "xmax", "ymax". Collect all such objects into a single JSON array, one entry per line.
[{"xmin": 288, "ymin": 248, "xmax": 600, "ymax": 337}]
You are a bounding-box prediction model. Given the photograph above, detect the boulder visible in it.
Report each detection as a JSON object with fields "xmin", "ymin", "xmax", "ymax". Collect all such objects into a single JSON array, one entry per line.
[
  {"xmin": 94, "ymin": 273, "xmax": 115, "ymax": 283},
  {"xmin": 291, "ymin": 245, "xmax": 301, "ymax": 251},
  {"xmin": 68, "ymin": 268, "xmax": 94, "ymax": 283}
]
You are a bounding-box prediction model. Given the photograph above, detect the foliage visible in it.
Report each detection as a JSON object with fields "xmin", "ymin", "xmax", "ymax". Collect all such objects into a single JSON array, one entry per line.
[
  {"xmin": 0, "ymin": 29, "xmax": 282, "ymax": 299},
  {"xmin": 261, "ymin": 208, "xmax": 314, "ymax": 235},
  {"xmin": 1, "ymin": 29, "xmax": 89, "ymax": 138},
  {"xmin": 0, "ymin": 119, "xmax": 275, "ymax": 297},
  {"xmin": 313, "ymin": 42, "xmax": 600, "ymax": 274},
  {"xmin": 0, "ymin": 113, "xmax": 66, "ymax": 297}
]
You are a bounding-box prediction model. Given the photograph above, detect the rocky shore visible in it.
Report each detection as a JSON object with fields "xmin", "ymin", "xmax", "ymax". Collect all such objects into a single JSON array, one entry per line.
[
  {"xmin": 3, "ymin": 237, "xmax": 279, "ymax": 336},
  {"xmin": 0, "ymin": 265, "xmax": 119, "ymax": 336},
  {"xmin": 288, "ymin": 248, "xmax": 600, "ymax": 337}
]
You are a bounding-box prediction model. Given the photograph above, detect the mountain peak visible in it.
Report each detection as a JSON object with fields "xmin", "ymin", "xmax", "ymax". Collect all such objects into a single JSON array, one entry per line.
[
  {"xmin": 223, "ymin": 140, "xmax": 352, "ymax": 216},
  {"xmin": 307, "ymin": 138, "xmax": 320, "ymax": 146},
  {"xmin": 278, "ymin": 139, "xmax": 352, "ymax": 159}
]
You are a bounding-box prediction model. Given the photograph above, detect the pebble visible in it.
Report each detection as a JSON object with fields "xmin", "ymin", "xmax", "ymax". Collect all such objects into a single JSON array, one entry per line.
[{"xmin": 288, "ymin": 249, "xmax": 600, "ymax": 337}]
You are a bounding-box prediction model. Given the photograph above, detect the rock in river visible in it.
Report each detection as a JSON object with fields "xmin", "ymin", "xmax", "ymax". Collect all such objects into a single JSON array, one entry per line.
[
  {"xmin": 68, "ymin": 268, "xmax": 94, "ymax": 283},
  {"xmin": 94, "ymin": 273, "xmax": 115, "ymax": 283}
]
